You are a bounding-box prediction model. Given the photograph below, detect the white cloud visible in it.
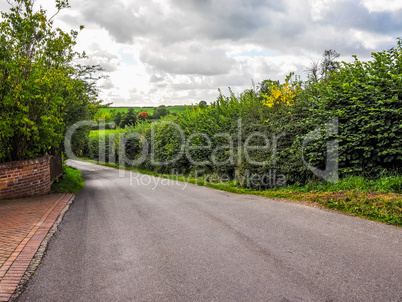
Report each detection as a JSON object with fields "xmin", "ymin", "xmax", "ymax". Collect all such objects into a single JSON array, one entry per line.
[
  {"xmin": 360, "ymin": 0, "xmax": 402, "ymax": 12},
  {"xmin": 348, "ymin": 29, "xmax": 395, "ymax": 49},
  {"xmin": 308, "ymin": 0, "xmax": 339, "ymax": 21}
]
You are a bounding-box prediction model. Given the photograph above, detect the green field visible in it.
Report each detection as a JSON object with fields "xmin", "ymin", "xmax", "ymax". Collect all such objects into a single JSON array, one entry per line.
[
  {"xmin": 89, "ymin": 128, "xmax": 125, "ymax": 137},
  {"xmin": 100, "ymin": 106, "xmax": 188, "ymax": 115}
]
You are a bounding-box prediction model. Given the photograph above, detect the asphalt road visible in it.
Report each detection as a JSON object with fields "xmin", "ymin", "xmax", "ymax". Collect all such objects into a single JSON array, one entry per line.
[{"xmin": 17, "ymin": 160, "xmax": 402, "ymax": 302}]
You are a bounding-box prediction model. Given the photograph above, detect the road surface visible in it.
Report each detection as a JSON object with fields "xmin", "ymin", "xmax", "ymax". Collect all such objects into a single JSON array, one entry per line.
[{"xmin": 17, "ymin": 160, "xmax": 402, "ymax": 301}]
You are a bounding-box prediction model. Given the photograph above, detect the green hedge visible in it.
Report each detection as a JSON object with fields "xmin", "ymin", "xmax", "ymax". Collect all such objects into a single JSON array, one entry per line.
[
  {"xmin": 82, "ymin": 39, "xmax": 402, "ymax": 187},
  {"xmin": 305, "ymin": 38, "xmax": 402, "ymax": 177}
]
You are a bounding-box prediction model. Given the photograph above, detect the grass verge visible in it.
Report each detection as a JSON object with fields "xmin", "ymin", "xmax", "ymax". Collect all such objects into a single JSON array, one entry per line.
[
  {"xmin": 279, "ymin": 175, "xmax": 402, "ymax": 194},
  {"xmin": 79, "ymin": 158, "xmax": 401, "ymax": 227},
  {"xmin": 51, "ymin": 164, "xmax": 85, "ymax": 194}
]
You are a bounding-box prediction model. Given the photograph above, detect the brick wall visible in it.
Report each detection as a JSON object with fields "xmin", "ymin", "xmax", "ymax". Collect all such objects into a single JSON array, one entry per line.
[{"xmin": 0, "ymin": 156, "xmax": 52, "ymax": 200}]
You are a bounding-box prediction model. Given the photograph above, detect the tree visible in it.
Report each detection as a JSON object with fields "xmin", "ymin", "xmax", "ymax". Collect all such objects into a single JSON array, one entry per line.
[
  {"xmin": 120, "ymin": 108, "xmax": 137, "ymax": 128},
  {"xmin": 320, "ymin": 49, "xmax": 340, "ymax": 79},
  {"xmin": 152, "ymin": 105, "xmax": 170, "ymax": 119},
  {"xmin": 137, "ymin": 111, "xmax": 150, "ymax": 121},
  {"xmin": 305, "ymin": 49, "xmax": 340, "ymax": 82},
  {"xmin": 0, "ymin": 0, "xmax": 102, "ymax": 162},
  {"xmin": 198, "ymin": 100, "xmax": 207, "ymax": 109},
  {"xmin": 114, "ymin": 111, "xmax": 122, "ymax": 128}
]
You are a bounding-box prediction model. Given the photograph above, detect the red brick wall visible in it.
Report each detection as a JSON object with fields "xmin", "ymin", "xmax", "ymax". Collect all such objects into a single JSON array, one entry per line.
[{"xmin": 0, "ymin": 156, "xmax": 52, "ymax": 200}]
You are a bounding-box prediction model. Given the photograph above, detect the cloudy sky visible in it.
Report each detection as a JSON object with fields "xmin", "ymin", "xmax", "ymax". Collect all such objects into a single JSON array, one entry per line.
[{"xmin": 2, "ymin": 0, "xmax": 402, "ymax": 106}]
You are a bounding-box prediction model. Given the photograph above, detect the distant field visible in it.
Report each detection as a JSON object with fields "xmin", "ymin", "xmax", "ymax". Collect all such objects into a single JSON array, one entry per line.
[
  {"xmin": 100, "ymin": 106, "xmax": 188, "ymax": 115},
  {"xmin": 89, "ymin": 128, "xmax": 124, "ymax": 137}
]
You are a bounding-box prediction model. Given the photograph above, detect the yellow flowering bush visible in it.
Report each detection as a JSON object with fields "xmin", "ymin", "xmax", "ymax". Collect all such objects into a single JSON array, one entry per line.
[{"xmin": 261, "ymin": 73, "xmax": 300, "ymax": 111}]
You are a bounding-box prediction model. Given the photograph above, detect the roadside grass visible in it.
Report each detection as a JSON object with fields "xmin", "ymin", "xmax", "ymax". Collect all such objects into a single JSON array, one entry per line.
[
  {"xmin": 79, "ymin": 158, "xmax": 402, "ymax": 227},
  {"xmin": 279, "ymin": 175, "xmax": 402, "ymax": 194},
  {"xmin": 51, "ymin": 164, "xmax": 85, "ymax": 194}
]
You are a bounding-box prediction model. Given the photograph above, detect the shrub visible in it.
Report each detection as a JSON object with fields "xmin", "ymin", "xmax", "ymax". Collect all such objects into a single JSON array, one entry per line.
[
  {"xmin": 137, "ymin": 111, "xmax": 150, "ymax": 121},
  {"xmin": 304, "ymin": 38, "xmax": 402, "ymax": 177},
  {"xmin": 81, "ymin": 39, "xmax": 402, "ymax": 189}
]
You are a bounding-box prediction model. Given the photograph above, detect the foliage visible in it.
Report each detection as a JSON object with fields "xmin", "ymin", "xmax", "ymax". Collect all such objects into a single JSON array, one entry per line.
[
  {"xmin": 304, "ymin": 39, "xmax": 402, "ymax": 177},
  {"xmin": 306, "ymin": 49, "xmax": 340, "ymax": 82},
  {"xmin": 261, "ymin": 73, "xmax": 301, "ymax": 113},
  {"xmin": 120, "ymin": 108, "xmax": 137, "ymax": 128},
  {"xmin": 151, "ymin": 105, "xmax": 170, "ymax": 119},
  {"xmin": 87, "ymin": 128, "xmax": 123, "ymax": 162},
  {"xmin": 143, "ymin": 118, "xmax": 186, "ymax": 173},
  {"xmin": 114, "ymin": 111, "xmax": 122, "ymax": 127},
  {"xmin": 81, "ymin": 39, "xmax": 402, "ymax": 192},
  {"xmin": 137, "ymin": 111, "xmax": 150, "ymax": 121},
  {"xmin": 94, "ymin": 111, "xmax": 112, "ymax": 122},
  {"xmin": 198, "ymin": 100, "xmax": 207, "ymax": 109},
  {"xmin": 0, "ymin": 0, "xmax": 102, "ymax": 163}
]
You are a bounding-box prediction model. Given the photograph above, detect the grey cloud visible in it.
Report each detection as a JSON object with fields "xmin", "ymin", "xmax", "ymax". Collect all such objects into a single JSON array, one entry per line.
[
  {"xmin": 82, "ymin": 56, "xmax": 119, "ymax": 72},
  {"xmin": 101, "ymin": 78, "xmax": 114, "ymax": 89},
  {"xmin": 155, "ymin": 83, "xmax": 168, "ymax": 88},
  {"xmin": 171, "ymin": 0, "xmax": 285, "ymax": 14},
  {"xmin": 321, "ymin": 1, "xmax": 402, "ymax": 35},
  {"xmin": 71, "ymin": 0, "xmax": 288, "ymax": 45},
  {"xmin": 140, "ymin": 44, "xmax": 236, "ymax": 76},
  {"xmin": 79, "ymin": 1, "xmax": 152, "ymax": 43},
  {"xmin": 59, "ymin": 14, "xmax": 84, "ymax": 29},
  {"xmin": 76, "ymin": 44, "xmax": 120, "ymax": 72},
  {"xmin": 0, "ymin": 2, "xmax": 10, "ymax": 11},
  {"xmin": 88, "ymin": 44, "xmax": 119, "ymax": 59},
  {"xmin": 150, "ymin": 74, "xmax": 165, "ymax": 83},
  {"xmin": 167, "ymin": 0, "xmax": 281, "ymax": 42}
]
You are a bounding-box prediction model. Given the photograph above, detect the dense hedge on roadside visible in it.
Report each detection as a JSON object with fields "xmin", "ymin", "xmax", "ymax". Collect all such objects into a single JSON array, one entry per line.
[
  {"xmin": 305, "ymin": 39, "xmax": 402, "ymax": 176},
  {"xmin": 83, "ymin": 39, "xmax": 402, "ymax": 187}
]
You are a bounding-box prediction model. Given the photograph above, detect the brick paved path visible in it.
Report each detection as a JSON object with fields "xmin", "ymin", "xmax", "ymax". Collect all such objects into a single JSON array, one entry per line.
[{"xmin": 0, "ymin": 193, "xmax": 74, "ymax": 302}]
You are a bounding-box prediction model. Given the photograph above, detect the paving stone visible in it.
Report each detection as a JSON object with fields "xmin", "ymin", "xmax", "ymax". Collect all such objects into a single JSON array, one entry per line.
[{"xmin": 0, "ymin": 193, "xmax": 74, "ymax": 302}]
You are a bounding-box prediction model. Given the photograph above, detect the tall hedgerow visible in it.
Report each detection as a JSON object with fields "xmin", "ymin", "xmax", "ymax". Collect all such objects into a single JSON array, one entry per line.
[
  {"xmin": 82, "ymin": 39, "xmax": 402, "ymax": 187},
  {"xmin": 304, "ymin": 38, "xmax": 402, "ymax": 177}
]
